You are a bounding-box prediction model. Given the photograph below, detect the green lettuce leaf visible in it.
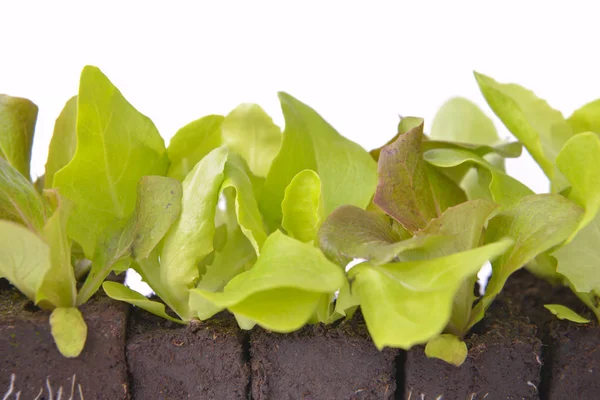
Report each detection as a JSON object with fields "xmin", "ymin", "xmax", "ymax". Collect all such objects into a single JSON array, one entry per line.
[
  {"xmin": 470, "ymin": 194, "xmax": 583, "ymax": 328},
  {"xmin": 474, "ymin": 72, "xmax": 572, "ymax": 191},
  {"xmin": 544, "ymin": 304, "xmax": 590, "ymax": 324},
  {"xmin": 45, "ymin": 96, "xmax": 77, "ymax": 188},
  {"xmin": 222, "ymin": 103, "xmax": 281, "ymax": 178},
  {"xmin": 103, "ymin": 281, "xmax": 184, "ymax": 323},
  {"xmin": 77, "ymin": 176, "xmax": 182, "ymax": 304},
  {"xmin": 49, "ymin": 307, "xmax": 87, "ymax": 358},
  {"xmin": 0, "ymin": 94, "xmax": 38, "ymax": 179},
  {"xmin": 281, "ymin": 169, "xmax": 323, "ymax": 243},
  {"xmin": 567, "ymin": 99, "xmax": 600, "ymax": 134},
  {"xmin": 431, "ymin": 97, "xmax": 499, "ymax": 146},
  {"xmin": 160, "ymin": 147, "xmax": 228, "ymax": 318},
  {"xmin": 0, "ymin": 157, "xmax": 47, "ymax": 232},
  {"xmin": 189, "ymin": 231, "xmax": 345, "ymax": 332},
  {"xmin": 349, "ymin": 239, "xmax": 512, "ymax": 349},
  {"xmin": 0, "ymin": 220, "xmax": 50, "ymax": 301},
  {"xmin": 167, "ymin": 115, "xmax": 223, "ymax": 181},
  {"xmin": 54, "ymin": 66, "xmax": 169, "ymax": 258},
  {"xmin": 262, "ymin": 92, "xmax": 377, "ymax": 226},
  {"xmin": 425, "ymin": 334, "xmax": 468, "ymax": 367}
]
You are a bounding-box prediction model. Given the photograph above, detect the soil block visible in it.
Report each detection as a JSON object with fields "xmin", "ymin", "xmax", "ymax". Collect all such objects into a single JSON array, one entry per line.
[
  {"xmin": 0, "ymin": 288, "xmax": 129, "ymax": 399},
  {"xmin": 126, "ymin": 307, "xmax": 249, "ymax": 399},
  {"xmin": 496, "ymin": 269, "xmax": 600, "ymax": 399},
  {"xmin": 250, "ymin": 315, "xmax": 397, "ymax": 400},
  {"xmin": 405, "ymin": 277, "xmax": 543, "ymax": 400}
]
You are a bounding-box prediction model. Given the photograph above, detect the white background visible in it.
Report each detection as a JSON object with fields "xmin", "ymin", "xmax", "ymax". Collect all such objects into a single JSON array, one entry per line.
[{"xmin": 2, "ymin": 1, "xmax": 599, "ymax": 195}]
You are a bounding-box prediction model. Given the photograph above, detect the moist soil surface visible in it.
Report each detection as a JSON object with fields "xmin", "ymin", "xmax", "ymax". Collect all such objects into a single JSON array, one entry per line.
[
  {"xmin": 250, "ymin": 314, "xmax": 397, "ymax": 400},
  {"xmin": 126, "ymin": 307, "xmax": 249, "ymax": 399},
  {"xmin": 0, "ymin": 287, "xmax": 128, "ymax": 399}
]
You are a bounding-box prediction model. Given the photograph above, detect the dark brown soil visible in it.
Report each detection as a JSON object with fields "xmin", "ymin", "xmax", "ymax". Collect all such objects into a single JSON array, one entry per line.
[
  {"xmin": 0, "ymin": 288, "xmax": 128, "ymax": 399},
  {"xmin": 250, "ymin": 315, "xmax": 397, "ymax": 400},
  {"xmin": 126, "ymin": 307, "xmax": 249, "ymax": 399}
]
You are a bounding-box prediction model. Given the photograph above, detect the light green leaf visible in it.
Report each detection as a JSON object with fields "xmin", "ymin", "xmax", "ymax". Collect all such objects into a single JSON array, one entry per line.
[
  {"xmin": 318, "ymin": 205, "xmax": 446, "ymax": 265},
  {"xmin": 555, "ymin": 132, "xmax": 600, "ymax": 238},
  {"xmin": 281, "ymin": 169, "xmax": 323, "ymax": 243},
  {"xmin": 190, "ymin": 231, "xmax": 345, "ymax": 332},
  {"xmin": 567, "ymin": 99, "xmax": 600, "ymax": 134},
  {"xmin": 103, "ymin": 281, "xmax": 184, "ymax": 324},
  {"xmin": 424, "ymin": 148, "xmax": 533, "ymax": 208},
  {"xmin": 425, "ymin": 334, "xmax": 468, "ymax": 366},
  {"xmin": 544, "ymin": 304, "xmax": 590, "ymax": 324},
  {"xmin": 77, "ymin": 176, "xmax": 182, "ymax": 305},
  {"xmin": 0, "ymin": 157, "xmax": 47, "ymax": 232},
  {"xmin": 333, "ymin": 278, "xmax": 359, "ymax": 319},
  {"xmin": 374, "ymin": 121, "xmax": 439, "ymax": 232},
  {"xmin": 262, "ymin": 92, "xmax": 377, "ymax": 226},
  {"xmin": 222, "ymin": 103, "xmax": 281, "ymax": 177},
  {"xmin": 49, "ymin": 307, "xmax": 87, "ymax": 358},
  {"xmin": 221, "ymin": 154, "xmax": 267, "ymax": 253},
  {"xmin": 167, "ymin": 115, "xmax": 223, "ymax": 181},
  {"xmin": 350, "ymin": 239, "xmax": 512, "ymax": 349},
  {"xmin": 36, "ymin": 192, "xmax": 77, "ymax": 308},
  {"xmin": 474, "ymin": 72, "xmax": 572, "ymax": 190},
  {"xmin": 0, "ymin": 220, "xmax": 50, "ymax": 301},
  {"xmin": 53, "ymin": 66, "xmax": 169, "ymax": 257},
  {"xmin": 160, "ymin": 147, "xmax": 228, "ymax": 318},
  {"xmin": 45, "ymin": 96, "xmax": 77, "ymax": 188},
  {"xmin": 431, "ymin": 97, "xmax": 499, "ymax": 146},
  {"xmin": 470, "ymin": 195, "xmax": 583, "ymax": 328},
  {"xmin": 0, "ymin": 94, "xmax": 38, "ymax": 179}
]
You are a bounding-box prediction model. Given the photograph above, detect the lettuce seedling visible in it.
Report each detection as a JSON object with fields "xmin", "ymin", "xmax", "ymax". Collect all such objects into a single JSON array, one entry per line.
[
  {"xmin": 103, "ymin": 91, "xmax": 378, "ymax": 332},
  {"xmin": 475, "ymin": 72, "xmax": 600, "ymax": 322},
  {"xmin": 0, "ymin": 67, "xmax": 183, "ymax": 357}
]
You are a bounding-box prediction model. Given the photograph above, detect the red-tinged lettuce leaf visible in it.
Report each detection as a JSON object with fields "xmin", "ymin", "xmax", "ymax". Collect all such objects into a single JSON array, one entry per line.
[
  {"xmin": 370, "ymin": 116, "xmax": 424, "ymax": 160},
  {"xmin": 474, "ymin": 72, "xmax": 573, "ymax": 192},
  {"xmin": 0, "ymin": 157, "xmax": 47, "ymax": 232},
  {"xmin": 373, "ymin": 121, "xmax": 439, "ymax": 232},
  {"xmin": 167, "ymin": 115, "xmax": 224, "ymax": 181},
  {"xmin": 349, "ymin": 239, "xmax": 512, "ymax": 349},
  {"xmin": 45, "ymin": 96, "xmax": 77, "ymax": 188},
  {"xmin": 469, "ymin": 194, "xmax": 583, "ymax": 329},
  {"xmin": 0, "ymin": 94, "xmax": 38, "ymax": 179},
  {"xmin": 567, "ymin": 99, "xmax": 600, "ymax": 134},
  {"xmin": 261, "ymin": 92, "xmax": 377, "ymax": 227},
  {"xmin": 189, "ymin": 231, "xmax": 345, "ymax": 332},
  {"xmin": 54, "ymin": 66, "xmax": 169, "ymax": 258}
]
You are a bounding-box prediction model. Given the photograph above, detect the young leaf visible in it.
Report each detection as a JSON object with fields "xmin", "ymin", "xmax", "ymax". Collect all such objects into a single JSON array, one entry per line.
[
  {"xmin": 0, "ymin": 94, "xmax": 38, "ymax": 179},
  {"xmin": 77, "ymin": 176, "xmax": 182, "ymax": 304},
  {"xmin": 374, "ymin": 121, "xmax": 438, "ymax": 232},
  {"xmin": 544, "ymin": 304, "xmax": 591, "ymax": 324},
  {"xmin": 0, "ymin": 220, "xmax": 50, "ymax": 301},
  {"xmin": 53, "ymin": 66, "xmax": 169, "ymax": 258},
  {"xmin": 370, "ymin": 116, "xmax": 424, "ymax": 160},
  {"xmin": 474, "ymin": 72, "xmax": 572, "ymax": 190},
  {"xmin": 167, "ymin": 115, "xmax": 223, "ymax": 181},
  {"xmin": 262, "ymin": 92, "xmax": 377, "ymax": 226},
  {"xmin": 424, "ymin": 148, "xmax": 533, "ymax": 208},
  {"xmin": 49, "ymin": 307, "xmax": 87, "ymax": 358},
  {"xmin": 36, "ymin": 192, "xmax": 77, "ymax": 308},
  {"xmin": 469, "ymin": 194, "xmax": 583, "ymax": 328},
  {"xmin": 318, "ymin": 205, "xmax": 446, "ymax": 265},
  {"xmin": 567, "ymin": 99, "xmax": 600, "ymax": 134},
  {"xmin": 431, "ymin": 97, "xmax": 499, "ymax": 146},
  {"xmin": 349, "ymin": 239, "xmax": 512, "ymax": 349},
  {"xmin": 0, "ymin": 157, "xmax": 47, "ymax": 232},
  {"xmin": 102, "ymin": 281, "xmax": 184, "ymax": 324},
  {"xmin": 425, "ymin": 334, "xmax": 468, "ymax": 367},
  {"xmin": 189, "ymin": 231, "xmax": 345, "ymax": 332},
  {"xmin": 222, "ymin": 103, "xmax": 282, "ymax": 178},
  {"xmin": 281, "ymin": 169, "xmax": 323, "ymax": 243},
  {"xmin": 45, "ymin": 96, "xmax": 77, "ymax": 188},
  {"xmin": 160, "ymin": 147, "xmax": 228, "ymax": 317}
]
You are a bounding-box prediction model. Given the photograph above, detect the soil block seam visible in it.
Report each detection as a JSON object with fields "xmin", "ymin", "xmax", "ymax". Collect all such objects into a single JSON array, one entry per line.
[
  {"xmin": 395, "ymin": 350, "xmax": 406, "ymax": 400},
  {"xmin": 243, "ymin": 332, "xmax": 252, "ymax": 400}
]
